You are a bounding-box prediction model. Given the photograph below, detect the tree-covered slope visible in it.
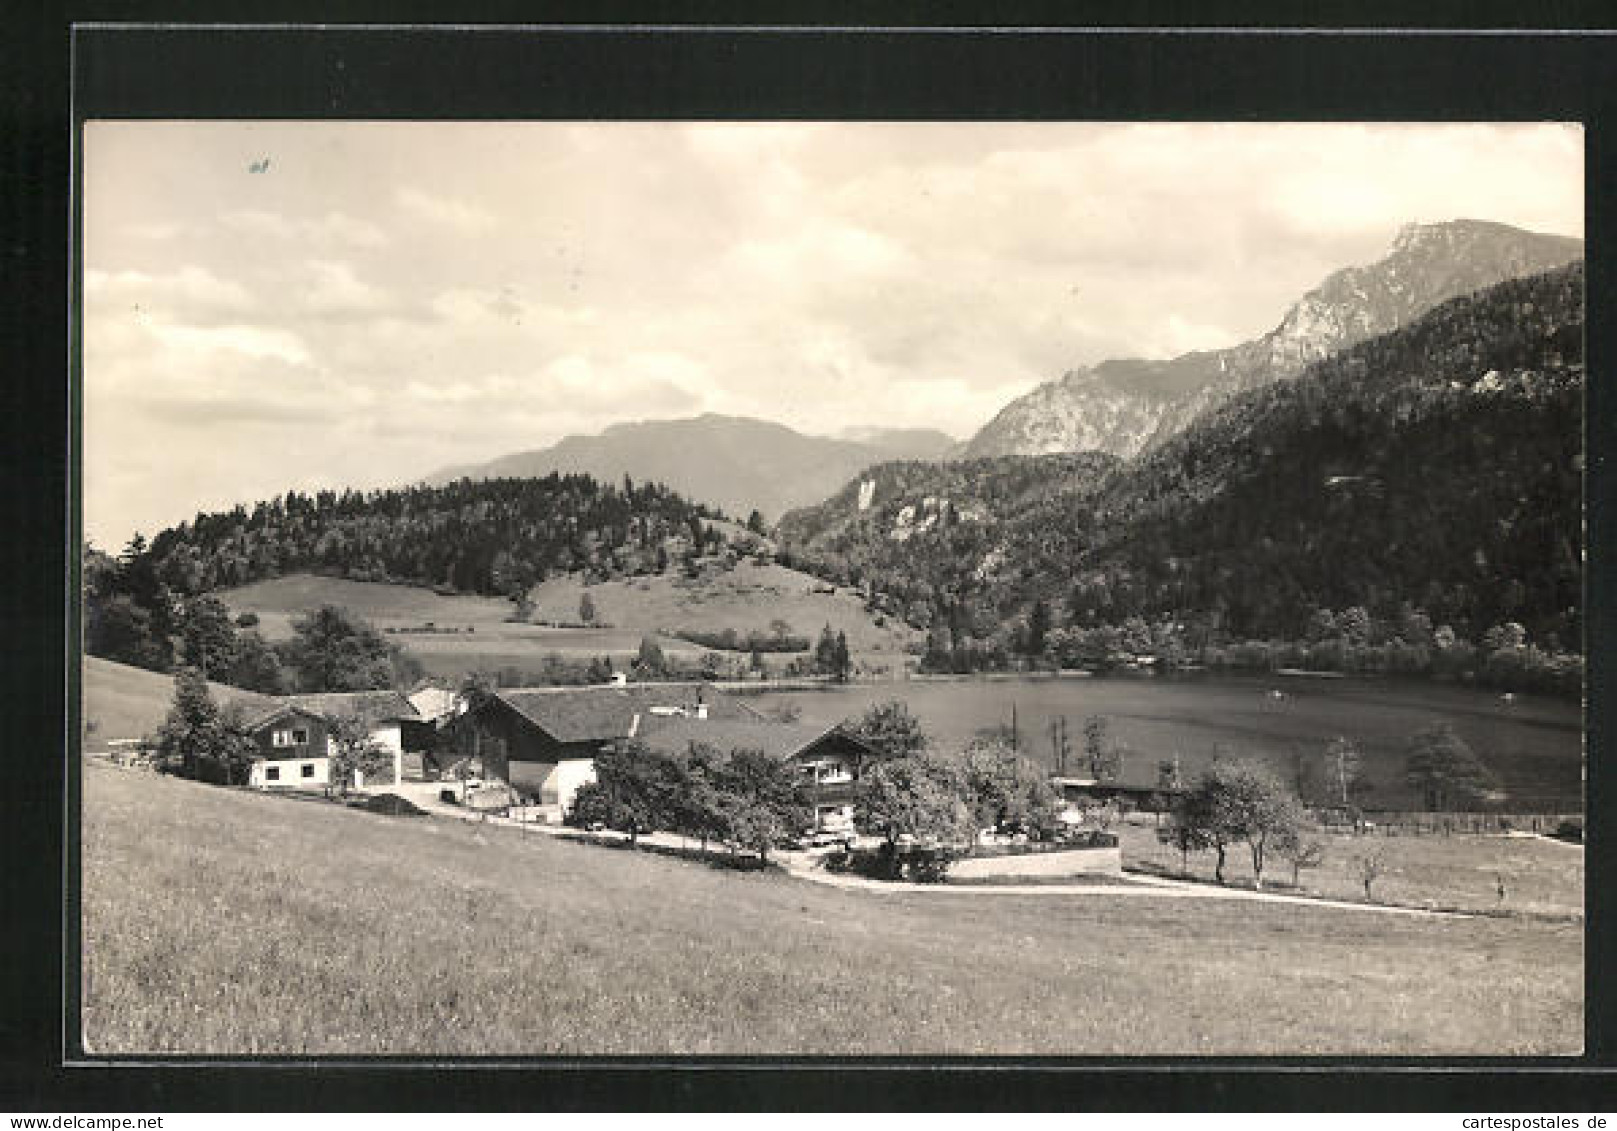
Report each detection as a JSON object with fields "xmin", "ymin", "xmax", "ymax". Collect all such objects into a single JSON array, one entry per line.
[
  {"xmin": 1060, "ymin": 261, "xmax": 1583, "ymax": 646},
  {"xmin": 782, "ymin": 262, "xmax": 1584, "ymax": 673}
]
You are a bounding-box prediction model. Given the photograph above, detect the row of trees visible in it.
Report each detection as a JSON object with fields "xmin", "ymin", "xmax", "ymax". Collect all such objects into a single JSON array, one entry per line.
[
  {"xmin": 568, "ymin": 742, "xmax": 811, "ymax": 865},
  {"xmin": 566, "ymin": 701, "xmax": 1073, "ymax": 876}
]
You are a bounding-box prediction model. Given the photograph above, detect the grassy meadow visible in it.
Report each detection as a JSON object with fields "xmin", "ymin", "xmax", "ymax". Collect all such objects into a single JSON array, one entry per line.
[
  {"xmin": 1115, "ymin": 819, "xmax": 1584, "ymax": 917},
  {"xmin": 81, "ymin": 763, "xmax": 1582, "ymax": 1056},
  {"xmin": 81, "ymin": 656, "xmax": 275, "ymax": 747},
  {"xmin": 216, "ymin": 564, "xmax": 915, "ymax": 680}
]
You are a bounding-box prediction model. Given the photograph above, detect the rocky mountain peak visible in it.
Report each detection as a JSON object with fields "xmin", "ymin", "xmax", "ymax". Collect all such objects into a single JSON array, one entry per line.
[{"xmin": 961, "ymin": 220, "xmax": 1582, "ymax": 460}]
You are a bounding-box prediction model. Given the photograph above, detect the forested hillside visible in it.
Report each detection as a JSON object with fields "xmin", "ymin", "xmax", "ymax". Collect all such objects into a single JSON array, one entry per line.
[
  {"xmin": 781, "ymin": 263, "xmax": 1584, "ymax": 687},
  {"xmin": 86, "ymin": 474, "xmax": 740, "ymax": 678},
  {"xmin": 777, "ymin": 453, "xmax": 1118, "ymax": 650}
]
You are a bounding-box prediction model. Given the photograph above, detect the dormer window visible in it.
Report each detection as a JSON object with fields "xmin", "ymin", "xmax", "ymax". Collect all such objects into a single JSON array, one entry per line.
[{"xmin": 272, "ymin": 727, "xmax": 310, "ymax": 748}]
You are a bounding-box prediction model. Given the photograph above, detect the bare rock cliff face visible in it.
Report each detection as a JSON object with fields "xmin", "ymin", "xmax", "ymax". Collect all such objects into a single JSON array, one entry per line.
[{"xmin": 962, "ymin": 220, "xmax": 1583, "ymax": 460}]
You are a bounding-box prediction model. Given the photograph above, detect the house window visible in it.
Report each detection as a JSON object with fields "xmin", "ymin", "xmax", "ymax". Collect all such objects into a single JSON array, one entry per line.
[
  {"xmin": 292, "ymin": 728, "xmax": 308, "ymax": 745},
  {"xmin": 265, "ymin": 766, "xmax": 280, "ymax": 782},
  {"xmin": 273, "ymin": 727, "xmax": 310, "ymax": 748},
  {"xmin": 301, "ymin": 763, "xmax": 315, "ymax": 779}
]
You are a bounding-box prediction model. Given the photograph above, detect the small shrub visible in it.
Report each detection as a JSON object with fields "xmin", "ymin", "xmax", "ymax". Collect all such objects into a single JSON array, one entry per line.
[
  {"xmin": 360, "ymin": 793, "xmax": 426, "ymax": 817},
  {"xmin": 905, "ymin": 846, "xmax": 955, "ymax": 883}
]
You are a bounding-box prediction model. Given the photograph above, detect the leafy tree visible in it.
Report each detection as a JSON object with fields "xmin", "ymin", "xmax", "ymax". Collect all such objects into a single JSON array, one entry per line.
[
  {"xmin": 567, "ymin": 741, "xmax": 682, "ymax": 844},
  {"xmin": 228, "ymin": 629, "xmax": 290, "ymax": 694},
  {"xmin": 152, "ymin": 668, "xmax": 253, "ymax": 785},
  {"xmin": 1275, "ymin": 828, "xmax": 1327, "ymax": 888},
  {"xmin": 1083, "ymin": 714, "xmax": 1122, "ymax": 782},
  {"xmin": 842, "ymin": 700, "xmax": 929, "ymax": 761},
  {"xmin": 959, "ymin": 739, "xmax": 1065, "ymax": 837},
  {"xmin": 326, "ymin": 713, "xmax": 391, "ymax": 798},
  {"xmin": 284, "ymin": 605, "xmax": 395, "ymax": 692},
  {"xmin": 1157, "ymin": 817, "xmax": 1213, "ymax": 875},
  {"xmin": 1405, "ymin": 722, "xmax": 1499, "ymax": 810},
  {"xmin": 178, "ymin": 595, "xmax": 239, "ymax": 679},
  {"xmin": 1179, "ymin": 758, "xmax": 1304, "ymax": 888},
  {"xmin": 88, "ymin": 594, "xmax": 173, "ymax": 671},
  {"xmin": 634, "ymin": 635, "xmax": 667, "ymax": 676},
  {"xmin": 813, "ymin": 624, "xmax": 839, "ymax": 676},
  {"xmin": 708, "ymin": 747, "xmax": 813, "ymax": 865},
  {"xmin": 854, "ymin": 750, "xmax": 976, "ymax": 848},
  {"xmin": 831, "ymin": 630, "xmax": 852, "ymax": 682},
  {"xmin": 1024, "ymin": 599, "xmax": 1051, "ymax": 657},
  {"xmin": 746, "ymin": 510, "xmax": 768, "ymax": 536}
]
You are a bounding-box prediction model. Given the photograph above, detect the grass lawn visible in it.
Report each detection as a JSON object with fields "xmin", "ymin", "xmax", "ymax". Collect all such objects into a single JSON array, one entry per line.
[
  {"xmin": 81, "ymin": 657, "xmax": 275, "ymax": 747},
  {"xmin": 81, "ymin": 764, "xmax": 1582, "ymax": 1056},
  {"xmin": 1116, "ymin": 819, "xmax": 1584, "ymax": 917}
]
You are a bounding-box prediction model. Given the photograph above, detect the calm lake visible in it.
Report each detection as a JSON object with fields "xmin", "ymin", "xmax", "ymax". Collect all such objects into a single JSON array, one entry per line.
[{"xmin": 738, "ymin": 673, "xmax": 1583, "ymax": 812}]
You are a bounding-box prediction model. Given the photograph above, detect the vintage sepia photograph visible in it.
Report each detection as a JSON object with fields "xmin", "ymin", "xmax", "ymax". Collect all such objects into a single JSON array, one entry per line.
[{"xmin": 77, "ymin": 119, "xmax": 1585, "ymax": 1057}]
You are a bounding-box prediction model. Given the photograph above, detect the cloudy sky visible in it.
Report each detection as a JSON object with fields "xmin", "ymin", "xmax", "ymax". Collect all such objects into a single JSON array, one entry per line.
[{"xmin": 83, "ymin": 121, "xmax": 1582, "ymax": 548}]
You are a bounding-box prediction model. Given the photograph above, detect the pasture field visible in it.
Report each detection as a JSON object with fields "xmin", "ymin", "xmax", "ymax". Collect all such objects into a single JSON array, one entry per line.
[
  {"xmin": 81, "ymin": 763, "xmax": 1581, "ymax": 1056},
  {"xmin": 80, "ymin": 656, "xmax": 275, "ymax": 746},
  {"xmin": 527, "ymin": 560, "xmax": 918, "ymax": 656},
  {"xmin": 1114, "ymin": 819, "xmax": 1583, "ymax": 917},
  {"xmin": 216, "ymin": 565, "xmax": 913, "ymax": 679}
]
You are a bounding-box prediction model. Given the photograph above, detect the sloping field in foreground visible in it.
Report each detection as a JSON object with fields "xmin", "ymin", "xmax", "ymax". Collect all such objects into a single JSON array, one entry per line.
[{"xmin": 81, "ymin": 763, "xmax": 1582, "ymax": 1056}]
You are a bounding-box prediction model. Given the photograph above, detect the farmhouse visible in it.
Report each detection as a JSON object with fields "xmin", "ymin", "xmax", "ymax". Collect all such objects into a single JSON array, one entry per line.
[
  {"xmin": 633, "ymin": 717, "xmax": 877, "ymax": 834},
  {"xmin": 452, "ymin": 683, "xmax": 874, "ymax": 828},
  {"xmin": 241, "ymin": 690, "xmax": 421, "ymax": 791}
]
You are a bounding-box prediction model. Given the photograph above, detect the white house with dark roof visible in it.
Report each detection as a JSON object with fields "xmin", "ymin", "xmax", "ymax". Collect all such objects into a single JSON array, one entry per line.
[{"xmin": 240, "ymin": 690, "xmax": 420, "ymax": 790}]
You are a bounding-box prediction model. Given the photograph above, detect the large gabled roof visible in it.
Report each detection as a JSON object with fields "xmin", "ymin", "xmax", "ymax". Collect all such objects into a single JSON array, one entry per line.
[
  {"xmin": 487, "ymin": 683, "xmax": 763, "ymax": 744},
  {"xmin": 633, "ymin": 717, "xmax": 858, "ymax": 761},
  {"xmin": 238, "ymin": 690, "xmax": 419, "ymax": 731}
]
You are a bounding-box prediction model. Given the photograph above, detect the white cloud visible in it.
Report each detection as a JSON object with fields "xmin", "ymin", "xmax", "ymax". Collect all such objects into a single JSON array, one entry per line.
[
  {"xmin": 303, "ymin": 260, "xmax": 389, "ymax": 314},
  {"xmin": 80, "ymin": 121, "xmax": 1584, "ymax": 546},
  {"xmin": 85, "ymin": 264, "xmax": 254, "ymax": 313},
  {"xmin": 144, "ymin": 321, "xmax": 312, "ymax": 366},
  {"xmin": 222, "ymin": 209, "xmax": 388, "ymax": 248},
  {"xmin": 395, "ymin": 187, "xmax": 495, "ymax": 234}
]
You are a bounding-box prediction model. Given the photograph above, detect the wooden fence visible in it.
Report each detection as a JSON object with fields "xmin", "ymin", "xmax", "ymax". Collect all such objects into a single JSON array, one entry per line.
[{"xmin": 1313, "ymin": 809, "xmax": 1582, "ymax": 836}]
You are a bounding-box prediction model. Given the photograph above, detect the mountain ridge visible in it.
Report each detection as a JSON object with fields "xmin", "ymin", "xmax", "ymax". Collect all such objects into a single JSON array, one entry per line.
[
  {"xmin": 426, "ymin": 413, "xmax": 959, "ymax": 522},
  {"xmin": 962, "ymin": 219, "xmax": 1584, "ymax": 460}
]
